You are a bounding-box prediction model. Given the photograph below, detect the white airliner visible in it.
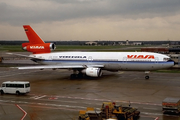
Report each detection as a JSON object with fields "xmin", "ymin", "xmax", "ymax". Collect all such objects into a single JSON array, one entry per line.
[{"xmin": 15, "ymin": 25, "xmax": 174, "ymax": 79}]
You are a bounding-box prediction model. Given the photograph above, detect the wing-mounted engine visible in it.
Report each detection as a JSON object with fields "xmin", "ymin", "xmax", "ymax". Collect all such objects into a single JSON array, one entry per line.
[
  {"xmin": 22, "ymin": 43, "xmax": 56, "ymax": 54},
  {"xmin": 82, "ymin": 67, "xmax": 102, "ymax": 77}
]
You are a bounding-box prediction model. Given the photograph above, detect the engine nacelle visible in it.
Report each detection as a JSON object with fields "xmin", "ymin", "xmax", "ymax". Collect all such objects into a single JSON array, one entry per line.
[
  {"xmin": 22, "ymin": 43, "xmax": 56, "ymax": 54},
  {"xmin": 82, "ymin": 68, "xmax": 102, "ymax": 77}
]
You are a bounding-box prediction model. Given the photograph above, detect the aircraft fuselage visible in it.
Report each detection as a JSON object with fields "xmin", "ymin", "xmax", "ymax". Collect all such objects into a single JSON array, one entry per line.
[{"xmin": 30, "ymin": 51, "xmax": 174, "ymax": 71}]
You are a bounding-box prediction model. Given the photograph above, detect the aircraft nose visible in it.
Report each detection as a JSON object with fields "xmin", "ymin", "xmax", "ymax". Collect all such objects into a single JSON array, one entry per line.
[{"xmin": 168, "ymin": 59, "xmax": 175, "ymax": 65}]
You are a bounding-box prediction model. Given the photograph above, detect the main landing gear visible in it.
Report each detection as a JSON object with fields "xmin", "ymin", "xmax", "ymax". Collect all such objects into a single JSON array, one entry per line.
[
  {"xmin": 70, "ymin": 69, "xmax": 84, "ymax": 79},
  {"xmin": 145, "ymin": 71, "xmax": 150, "ymax": 80},
  {"xmin": 70, "ymin": 73, "xmax": 84, "ymax": 79}
]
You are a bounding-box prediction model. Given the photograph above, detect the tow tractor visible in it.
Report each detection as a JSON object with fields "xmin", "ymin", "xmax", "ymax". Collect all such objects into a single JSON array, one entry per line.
[{"xmin": 78, "ymin": 102, "xmax": 140, "ymax": 120}]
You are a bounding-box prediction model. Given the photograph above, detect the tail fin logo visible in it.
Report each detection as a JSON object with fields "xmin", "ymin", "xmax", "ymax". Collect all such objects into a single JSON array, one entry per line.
[{"xmin": 24, "ymin": 28, "xmax": 28, "ymax": 32}]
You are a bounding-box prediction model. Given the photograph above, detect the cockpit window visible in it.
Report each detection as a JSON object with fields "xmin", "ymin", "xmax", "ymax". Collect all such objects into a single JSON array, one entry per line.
[{"xmin": 163, "ymin": 58, "xmax": 170, "ymax": 61}]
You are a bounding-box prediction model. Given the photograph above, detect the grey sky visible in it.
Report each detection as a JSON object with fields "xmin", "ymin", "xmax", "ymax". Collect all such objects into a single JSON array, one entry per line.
[{"xmin": 0, "ymin": 0, "xmax": 180, "ymax": 41}]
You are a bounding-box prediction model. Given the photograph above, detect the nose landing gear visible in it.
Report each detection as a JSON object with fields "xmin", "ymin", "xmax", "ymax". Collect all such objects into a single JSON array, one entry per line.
[{"xmin": 145, "ymin": 71, "xmax": 150, "ymax": 80}]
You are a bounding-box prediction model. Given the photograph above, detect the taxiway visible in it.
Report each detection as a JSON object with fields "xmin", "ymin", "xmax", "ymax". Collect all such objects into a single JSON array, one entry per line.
[{"xmin": 0, "ymin": 61, "xmax": 180, "ymax": 120}]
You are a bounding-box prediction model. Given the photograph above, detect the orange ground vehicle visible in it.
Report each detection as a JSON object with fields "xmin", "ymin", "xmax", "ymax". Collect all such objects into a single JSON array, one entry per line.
[
  {"xmin": 162, "ymin": 97, "xmax": 180, "ymax": 114},
  {"xmin": 78, "ymin": 102, "xmax": 140, "ymax": 120}
]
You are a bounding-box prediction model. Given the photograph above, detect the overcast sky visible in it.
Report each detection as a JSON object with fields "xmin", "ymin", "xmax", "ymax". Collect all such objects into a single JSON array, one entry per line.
[{"xmin": 0, "ymin": 0, "xmax": 180, "ymax": 41}]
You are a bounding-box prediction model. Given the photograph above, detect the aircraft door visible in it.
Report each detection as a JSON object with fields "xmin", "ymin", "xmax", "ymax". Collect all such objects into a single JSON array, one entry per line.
[
  {"xmin": 155, "ymin": 57, "xmax": 159, "ymax": 63},
  {"xmin": 49, "ymin": 56, "xmax": 52, "ymax": 60},
  {"xmin": 87, "ymin": 56, "xmax": 93, "ymax": 63},
  {"xmin": 123, "ymin": 57, "xmax": 127, "ymax": 63}
]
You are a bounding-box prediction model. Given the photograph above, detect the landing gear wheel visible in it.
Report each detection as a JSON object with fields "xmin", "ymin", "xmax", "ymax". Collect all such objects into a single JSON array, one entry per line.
[
  {"xmin": 145, "ymin": 71, "xmax": 150, "ymax": 80},
  {"xmin": 77, "ymin": 73, "xmax": 83, "ymax": 78},
  {"xmin": 145, "ymin": 76, "xmax": 149, "ymax": 79},
  {"xmin": 0, "ymin": 90, "xmax": 4, "ymax": 95},
  {"xmin": 70, "ymin": 74, "xmax": 77, "ymax": 79},
  {"xmin": 16, "ymin": 91, "xmax": 20, "ymax": 95}
]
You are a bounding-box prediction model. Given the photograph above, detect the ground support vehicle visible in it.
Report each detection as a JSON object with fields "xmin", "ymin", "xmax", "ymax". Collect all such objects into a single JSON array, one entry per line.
[
  {"xmin": 78, "ymin": 102, "xmax": 140, "ymax": 120},
  {"xmin": 162, "ymin": 97, "xmax": 180, "ymax": 114},
  {"xmin": 0, "ymin": 81, "xmax": 30, "ymax": 95}
]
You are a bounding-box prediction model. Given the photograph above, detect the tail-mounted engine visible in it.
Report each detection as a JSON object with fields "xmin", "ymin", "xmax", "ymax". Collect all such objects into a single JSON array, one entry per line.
[{"xmin": 22, "ymin": 43, "xmax": 56, "ymax": 54}]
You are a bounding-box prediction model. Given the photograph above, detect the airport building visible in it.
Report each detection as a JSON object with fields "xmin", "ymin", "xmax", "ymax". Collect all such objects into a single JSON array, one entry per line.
[{"xmin": 141, "ymin": 47, "xmax": 180, "ymax": 64}]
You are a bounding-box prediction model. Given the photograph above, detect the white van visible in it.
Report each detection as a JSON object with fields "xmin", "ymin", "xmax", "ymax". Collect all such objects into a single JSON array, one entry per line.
[{"xmin": 0, "ymin": 81, "xmax": 30, "ymax": 95}]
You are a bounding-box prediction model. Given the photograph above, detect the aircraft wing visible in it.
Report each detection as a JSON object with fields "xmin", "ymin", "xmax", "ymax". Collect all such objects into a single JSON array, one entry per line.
[
  {"xmin": 7, "ymin": 53, "xmax": 105, "ymax": 70},
  {"xmin": 14, "ymin": 64, "xmax": 104, "ymax": 70}
]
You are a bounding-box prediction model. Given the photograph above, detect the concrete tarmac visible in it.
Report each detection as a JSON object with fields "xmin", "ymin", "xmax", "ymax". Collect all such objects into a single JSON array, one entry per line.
[{"xmin": 0, "ymin": 62, "xmax": 180, "ymax": 120}]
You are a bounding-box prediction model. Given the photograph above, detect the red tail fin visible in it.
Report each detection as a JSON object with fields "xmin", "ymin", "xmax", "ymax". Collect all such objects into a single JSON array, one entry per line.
[
  {"xmin": 22, "ymin": 25, "xmax": 56, "ymax": 54},
  {"xmin": 23, "ymin": 25, "xmax": 44, "ymax": 44}
]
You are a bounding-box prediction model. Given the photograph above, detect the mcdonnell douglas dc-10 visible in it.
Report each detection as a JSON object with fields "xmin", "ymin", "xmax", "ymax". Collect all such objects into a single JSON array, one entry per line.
[{"xmin": 13, "ymin": 25, "xmax": 174, "ymax": 79}]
